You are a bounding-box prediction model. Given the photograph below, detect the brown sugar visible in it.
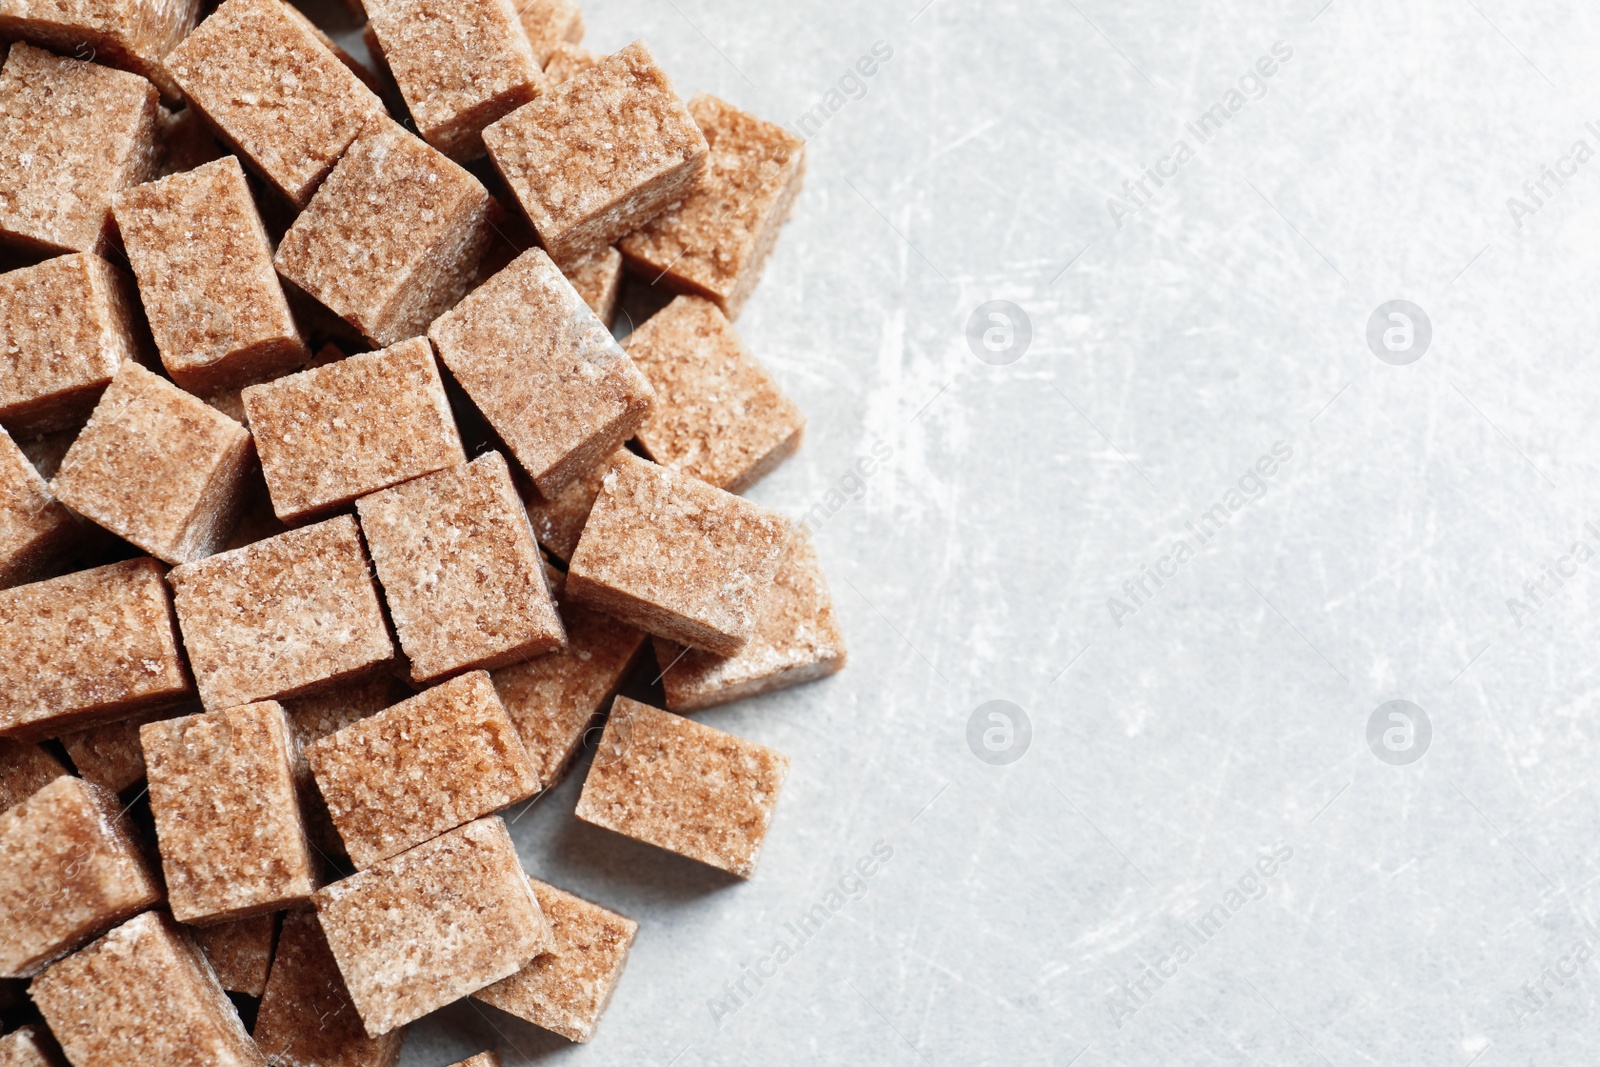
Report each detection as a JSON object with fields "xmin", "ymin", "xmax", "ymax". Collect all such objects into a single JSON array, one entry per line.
[
  {"xmin": 0, "ymin": 426, "xmax": 77, "ymax": 588},
  {"xmin": 306, "ymin": 671, "xmax": 540, "ymax": 868},
  {"xmin": 0, "ymin": 0, "xmax": 198, "ymax": 101},
  {"xmin": 279, "ymin": 675, "xmax": 398, "ymax": 861},
  {"xmin": 626, "ymin": 295, "xmax": 805, "ymax": 491},
  {"xmin": 429, "ymin": 247, "xmax": 654, "ymax": 495},
  {"xmin": 50, "ymin": 362, "xmax": 255, "ymax": 566},
  {"xmin": 524, "ymin": 452, "xmax": 612, "ymax": 563},
  {"xmin": 58, "ymin": 704, "xmax": 190, "ymax": 795},
  {"xmin": 541, "ymin": 42, "xmax": 599, "ymax": 85},
  {"xmin": 156, "ymin": 105, "xmax": 224, "ymax": 177},
  {"xmin": 357, "ymin": 452, "xmax": 565, "ymax": 682},
  {"xmin": 0, "ymin": 44, "xmax": 159, "ymax": 256},
  {"xmin": 0, "ymin": 1026, "xmax": 63, "ymax": 1066},
  {"xmin": 473, "ymin": 878, "xmax": 636, "ymax": 1042},
  {"xmin": 0, "ymin": 739, "xmax": 66, "ymax": 813},
  {"xmin": 165, "ymin": 0, "xmax": 386, "ymax": 206},
  {"xmin": 574, "ymin": 697, "xmax": 789, "ymax": 878},
  {"xmin": 559, "ymin": 244, "xmax": 624, "ymax": 327},
  {"xmin": 274, "ymin": 117, "xmax": 499, "ymax": 346},
  {"xmin": 620, "ymin": 93, "xmax": 805, "ymax": 320},
  {"xmin": 0, "ymin": 252, "xmax": 145, "ymax": 434},
  {"xmin": 311, "ymin": 816, "xmax": 551, "ymax": 1036},
  {"xmin": 244, "ymin": 337, "xmax": 466, "ymax": 521},
  {"xmin": 190, "ymin": 912, "xmax": 276, "ymax": 996},
  {"xmin": 252, "ymin": 908, "xmax": 406, "ymax": 1067},
  {"xmin": 113, "ymin": 156, "xmax": 308, "ymax": 394},
  {"xmin": 167, "ymin": 515, "xmax": 395, "ymax": 711},
  {"xmin": 566, "ymin": 452, "xmax": 792, "ymax": 656},
  {"xmin": 0, "ymin": 558, "xmax": 191, "ymax": 740},
  {"xmin": 0, "ymin": 776, "xmax": 162, "ymax": 977},
  {"xmin": 445, "ymin": 1055, "xmax": 500, "ymax": 1067},
  {"xmin": 142, "ymin": 701, "xmax": 318, "ymax": 924},
  {"xmin": 28, "ymin": 910, "xmax": 265, "ymax": 1066},
  {"xmin": 518, "ymin": 0, "xmax": 581, "ymax": 65},
  {"xmin": 483, "ymin": 40, "xmax": 708, "ymax": 262}
]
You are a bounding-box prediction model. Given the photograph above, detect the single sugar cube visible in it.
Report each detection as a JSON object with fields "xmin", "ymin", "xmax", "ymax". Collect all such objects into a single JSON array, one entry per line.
[
  {"xmin": 429, "ymin": 248, "xmax": 654, "ymax": 495},
  {"xmin": 575, "ymin": 697, "xmax": 789, "ymax": 878},
  {"xmin": 541, "ymin": 42, "xmax": 600, "ymax": 84},
  {"xmin": 190, "ymin": 912, "xmax": 277, "ymax": 996},
  {"xmin": 473, "ymin": 878, "xmax": 636, "ymax": 1042},
  {"xmin": 0, "ymin": 1026, "xmax": 62, "ymax": 1066},
  {"xmin": 58, "ymin": 704, "xmax": 188, "ymax": 795},
  {"xmin": 165, "ymin": 0, "xmax": 385, "ymax": 206},
  {"xmin": 366, "ymin": 0, "xmax": 545, "ymax": 161},
  {"xmin": 621, "ymin": 93, "xmax": 806, "ymax": 320},
  {"xmin": 142, "ymin": 701, "xmax": 318, "ymax": 924},
  {"xmin": 50, "ymin": 362, "xmax": 254, "ymax": 565},
  {"xmin": 656, "ymin": 536, "xmax": 845, "ymax": 712},
  {"xmin": 626, "ymin": 295, "xmax": 805, "ymax": 491},
  {"xmin": 559, "ymin": 244, "xmax": 624, "ymax": 327},
  {"xmin": 0, "ymin": 44, "xmax": 159, "ymax": 256},
  {"xmin": 0, "ymin": 253, "xmax": 145, "ymax": 434},
  {"xmin": 280, "ymin": 676, "xmax": 398, "ymax": 861},
  {"xmin": 0, "ymin": 776, "xmax": 162, "ymax": 977},
  {"xmin": 244, "ymin": 337, "xmax": 465, "ymax": 522},
  {"xmin": 312, "ymin": 816, "xmax": 551, "ymax": 1036},
  {"xmin": 307, "ymin": 671, "xmax": 540, "ymax": 868},
  {"xmin": 0, "ymin": 558, "xmax": 191, "ymax": 739},
  {"xmin": 357, "ymin": 451, "xmax": 565, "ymax": 683},
  {"xmin": 28, "ymin": 911, "xmax": 264, "ymax": 1066},
  {"xmin": 275, "ymin": 117, "xmax": 499, "ymax": 346},
  {"xmin": 0, "ymin": 739, "xmax": 67, "ymax": 813},
  {"xmin": 0, "ymin": 425, "xmax": 77, "ymax": 588},
  {"xmin": 113, "ymin": 156, "xmax": 308, "ymax": 394},
  {"xmin": 524, "ymin": 449, "xmax": 615, "ymax": 562},
  {"xmin": 567, "ymin": 452, "xmax": 791, "ymax": 656},
  {"xmin": 253, "ymin": 908, "xmax": 405, "ymax": 1067},
  {"xmin": 167, "ymin": 515, "xmax": 395, "ymax": 711},
  {"xmin": 0, "ymin": 0, "xmax": 198, "ymax": 100},
  {"xmin": 484, "ymin": 40, "xmax": 708, "ymax": 263},
  {"xmin": 518, "ymin": 0, "xmax": 581, "ymax": 65}
]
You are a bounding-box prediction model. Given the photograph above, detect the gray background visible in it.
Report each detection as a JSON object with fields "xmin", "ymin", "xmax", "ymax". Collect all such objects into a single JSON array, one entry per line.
[{"xmin": 336, "ymin": 1, "xmax": 1600, "ymax": 1063}]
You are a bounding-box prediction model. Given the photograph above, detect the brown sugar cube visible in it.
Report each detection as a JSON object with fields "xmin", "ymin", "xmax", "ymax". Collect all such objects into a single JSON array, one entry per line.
[
  {"xmin": 446, "ymin": 1053, "xmax": 500, "ymax": 1067},
  {"xmin": 429, "ymin": 247, "xmax": 654, "ymax": 495},
  {"xmin": 483, "ymin": 40, "xmax": 708, "ymax": 263},
  {"xmin": 559, "ymin": 244, "xmax": 624, "ymax": 327},
  {"xmin": 50, "ymin": 363, "xmax": 254, "ymax": 565},
  {"xmin": 311, "ymin": 816, "xmax": 551, "ymax": 1036},
  {"xmin": 253, "ymin": 909, "xmax": 404, "ymax": 1067},
  {"xmin": 0, "ymin": 0, "xmax": 198, "ymax": 101},
  {"xmin": 473, "ymin": 878, "xmax": 636, "ymax": 1042},
  {"xmin": 620, "ymin": 93, "xmax": 805, "ymax": 320},
  {"xmin": 275, "ymin": 118, "xmax": 499, "ymax": 347},
  {"xmin": 0, "ymin": 44, "xmax": 159, "ymax": 257},
  {"xmin": 279, "ymin": 675, "xmax": 397, "ymax": 861},
  {"xmin": 0, "ymin": 558, "xmax": 191, "ymax": 739},
  {"xmin": 58, "ymin": 704, "xmax": 189, "ymax": 795},
  {"xmin": 524, "ymin": 449, "xmax": 613, "ymax": 562},
  {"xmin": 244, "ymin": 338, "xmax": 465, "ymax": 521},
  {"xmin": 0, "ymin": 740, "xmax": 67, "ymax": 813},
  {"xmin": 142, "ymin": 701, "xmax": 318, "ymax": 924},
  {"xmin": 204, "ymin": 338, "xmax": 345, "ymax": 432},
  {"xmin": 518, "ymin": 0, "xmax": 581, "ymax": 65},
  {"xmin": 0, "ymin": 252, "xmax": 145, "ymax": 434},
  {"xmin": 575, "ymin": 697, "xmax": 788, "ymax": 877},
  {"xmin": 0, "ymin": 1026, "xmax": 64, "ymax": 1066},
  {"xmin": 166, "ymin": 0, "xmax": 385, "ymax": 206},
  {"xmin": 566, "ymin": 452, "xmax": 791, "ymax": 656},
  {"xmin": 156, "ymin": 105, "xmax": 224, "ymax": 177},
  {"xmin": 167, "ymin": 515, "xmax": 395, "ymax": 711},
  {"xmin": 626, "ymin": 295, "xmax": 805, "ymax": 491},
  {"xmin": 0, "ymin": 776, "xmax": 162, "ymax": 977},
  {"xmin": 190, "ymin": 913, "xmax": 276, "ymax": 996},
  {"xmin": 306, "ymin": 671, "xmax": 539, "ymax": 868},
  {"xmin": 113, "ymin": 156, "xmax": 308, "ymax": 394},
  {"xmin": 28, "ymin": 911, "xmax": 264, "ymax": 1066},
  {"xmin": 366, "ymin": 0, "xmax": 545, "ymax": 161},
  {"xmin": 357, "ymin": 452, "xmax": 565, "ymax": 682},
  {"xmin": 541, "ymin": 42, "xmax": 599, "ymax": 85},
  {"xmin": 0, "ymin": 426, "xmax": 77, "ymax": 588}
]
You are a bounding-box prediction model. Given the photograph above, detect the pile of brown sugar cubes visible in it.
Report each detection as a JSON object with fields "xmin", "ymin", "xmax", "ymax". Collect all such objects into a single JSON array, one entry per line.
[{"xmin": 0, "ymin": 0, "xmax": 848, "ymax": 1057}]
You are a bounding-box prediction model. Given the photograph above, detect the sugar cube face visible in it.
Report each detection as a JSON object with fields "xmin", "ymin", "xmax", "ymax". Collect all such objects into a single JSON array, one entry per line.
[
  {"xmin": 165, "ymin": 0, "xmax": 385, "ymax": 206},
  {"xmin": 113, "ymin": 155, "xmax": 308, "ymax": 394},
  {"xmin": 621, "ymin": 93, "xmax": 806, "ymax": 320},
  {"xmin": 560, "ymin": 244, "xmax": 624, "ymax": 327},
  {"xmin": 473, "ymin": 878, "xmax": 637, "ymax": 1042},
  {"xmin": 253, "ymin": 908, "xmax": 405, "ymax": 1067},
  {"xmin": 0, "ymin": 776, "xmax": 162, "ymax": 977},
  {"xmin": 142, "ymin": 701, "xmax": 317, "ymax": 924},
  {"xmin": 357, "ymin": 451, "xmax": 565, "ymax": 682},
  {"xmin": 366, "ymin": 0, "xmax": 545, "ymax": 161},
  {"xmin": 50, "ymin": 362, "xmax": 254, "ymax": 565},
  {"xmin": 275, "ymin": 117, "xmax": 498, "ymax": 346},
  {"xmin": 0, "ymin": 425, "xmax": 77, "ymax": 588},
  {"xmin": 191, "ymin": 912, "xmax": 276, "ymax": 996},
  {"xmin": 575, "ymin": 697, "xmax": 789, "ymax": 878},
  {"xmin": 541, "ymin": 42, "xmax": 600, "ymax": 85},
  {"xmin": 429, "ymin": 248, "xmax": 654, "ymax": 495},
  {"xmin": 244, "ymin": 337, "xmax": 465, "ymax": 521},
  {"xmin": 58, "ymin": 704, "xmax": 189, "ymax": 795},
  {"xmin": 627, "ymin": 295, "xmax": 805, "ymax": 492},
  {"xmin": 567, "ymin": 452, "xmax": 792, "ymax": 656},
  {"xmin": 0, "ymin": 739, "xmax": 66, "ymax": 813},
  {"xmin": 0, "ymin": 558, "xmax": 191, "ymax": 739},
  {"xmin": 312, "ymin": 817, "xmax": 552, "ymax": 1036},
  {"xmin": 167, "ymin": 515, "xmax": 395, "ymax": 711},
  {"xmin": 657, "ymin": 536, "xmax": 846, "ymax": 712},
  {"xmin": 484, "ymin": 40, "xmax": 708, "ymax": 262},
  {"xmin": 0, "ymin": 44, "xmax": 159, "ymax": 256},
  {"xmin": 518, "ymin": 0, "xmax": 582, "ymax": 65},
  {"xmin": 0, "ymin": 0, "xmax": 198, "ymax": 100},
  {"xmin": 0, "ymin": 252, "xmax": 145, "ymax": 434},
  {"xmin": 28, "ymin": 911, "xmax": 265, "ymax": 1067},
  {"xmin": 0, "ymin": 1025, "xmax": 61, "ymax": 1066}
]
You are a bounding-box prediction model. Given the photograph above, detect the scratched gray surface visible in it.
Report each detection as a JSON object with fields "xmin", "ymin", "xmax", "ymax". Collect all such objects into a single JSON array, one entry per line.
[{"xmin": 332, "ymin": 1, "xmax": 1600, "ymax": 1064}]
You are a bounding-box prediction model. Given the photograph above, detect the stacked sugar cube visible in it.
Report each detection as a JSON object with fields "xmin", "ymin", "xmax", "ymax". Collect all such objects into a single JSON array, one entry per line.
[{"xmin": 0, "ymin": 0, "xmax": 847, "ymax": 1057}]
